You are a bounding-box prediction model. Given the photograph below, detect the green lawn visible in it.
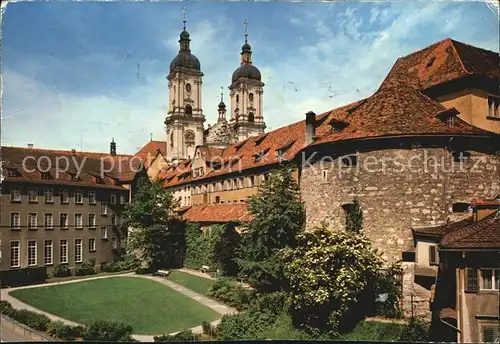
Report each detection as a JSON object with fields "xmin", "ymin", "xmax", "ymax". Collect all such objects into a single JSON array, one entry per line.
[
  {"xmin": 10, "ymin": 277, "xmax": 220, "ymax": 335},
  {"xmin": 166, "ymin": 270, "xmax": 215, "ymax": 296}
]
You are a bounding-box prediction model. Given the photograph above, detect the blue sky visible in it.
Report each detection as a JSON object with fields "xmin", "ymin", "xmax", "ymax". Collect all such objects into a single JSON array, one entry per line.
[{"xmin": 2, "ymin": 1, "xmax": 499, "ymax": 154}]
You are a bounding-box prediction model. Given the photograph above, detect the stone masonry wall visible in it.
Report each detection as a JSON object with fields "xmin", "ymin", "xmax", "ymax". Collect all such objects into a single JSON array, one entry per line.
[{"xmin": 300, "ymin": 145, "xmax": 500, "ymax": 318}]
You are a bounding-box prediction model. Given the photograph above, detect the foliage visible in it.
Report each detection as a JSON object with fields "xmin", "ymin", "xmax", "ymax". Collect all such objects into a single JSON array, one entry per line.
[
  {"xmin": 236, "ymin": 163, "xmax": 306, "ymax": 291},
  {"xmin": 154, "ymin": 330, "xmax": 200, "ymax": 342},
  {"xmin": 47, "ymin": 321, "xmax": 86, "ymax": 340},
  {"xmin": 208, "ymin": 277, "xmax": 255, "ymax": 311},
  {"xmin": 53, "ymin": 264, "xmax": 72, "ymax": 278},
  {"xmin": 397, "ymin": 317, "xmax": 430, "ymax": 342},
  {"xmin": 373, "ymin": 262, "xmax": 403, "ymax": 318},
  {"xmin": 201, "ymin": 320, "xmax": 218, "ymax": 337},
  {"xmin": 0, "ymin": 300, "xmax": 15, "ymax": 316},
  {"xmin": 83, "ymin": 320, "xmax": 135, "ymax": 342},
  {"xmin": 212, "ymin": 222, "xmax": 241, "ymax": 276},
  {"xmin": 339, "ymin": 321, "xmax": 405, "ymax": 341},
  {"xmin": 345, "ymin": 198, "xmax": 363, "ymax": 233},
  {"xmin": 281, "ymin": 224, "xmax": 384, "ymax": 335},
  {"xmin": 184, "ymin": 223, "xmax": 222, "ymax": 270},
  {"xmin": 102, "ymin": 255, "xmax": 141, "ymax": 273},
  {"xmin": 0, "ymin": 266, "xmax": 47, "ymax": 287},
  {"xmin": 124, "ymin": 179, "xmax": 183, "ymax": 270},
  {"xmin": 74, "ymin": 261, "xmax": 96, "ymax": 276},
  {"xmin": 10, "ymin": 309, "xmax": 52, "ymax": 332}
]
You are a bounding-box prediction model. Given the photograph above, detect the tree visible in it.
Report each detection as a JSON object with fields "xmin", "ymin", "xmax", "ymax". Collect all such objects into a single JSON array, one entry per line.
[
  {"xmin": 281, "ymin": 224, "xmax": 384, "ymax": 335},
  {"xmin": 123, "ymin": 178, "xmax": 181, "ymax": 270},
  {"xmin": 346, "ymin": 198, "xmax": 363, "ymax": 233},
  {"xmin": 236, "ymin": 162, "xmax": 306, "ymax": 291},
  {"xmin": 212, "ymin": 222, "xmax": 241, "ymax": 276}
]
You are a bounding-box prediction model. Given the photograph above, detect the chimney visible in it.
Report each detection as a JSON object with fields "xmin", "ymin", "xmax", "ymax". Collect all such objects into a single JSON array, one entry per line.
[
  {"xmin": 305, "ymin": 111, "xmax": 316, "ymax": 146},
  {"xmin": 110, "ymin": 138, "xmax": 117, "ymax": 156},
  {"xmin": 27, "ymin": 143, "xmax": 34, "ymax": 149}
]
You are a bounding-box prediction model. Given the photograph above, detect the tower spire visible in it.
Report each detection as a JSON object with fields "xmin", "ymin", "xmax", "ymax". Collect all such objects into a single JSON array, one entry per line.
[
  {"xmin": 183, "ymin": 6, "xmax": 187, "ymax": 30},
  {"xmin": 220, "ymin": 86, "xmax": 224, "ymax": 103},
  {"xmin": 243, "ymin": 20, "xmax": 248, "ymax": 43}
]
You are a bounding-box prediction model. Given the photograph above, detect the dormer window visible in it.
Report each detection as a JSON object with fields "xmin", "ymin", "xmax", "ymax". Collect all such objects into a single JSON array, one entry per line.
[
  {"xmin": 487, "ymin": 95, "xmax": 500, "ymax": 119},
  {"xmin": 69, "ymin": 173, "xmax": 80, "ymax": 182},
  {"xmin": 436, "ymin": 109, "xmax": 458, "ymax": 127},
  {"xmin": 426, "ymin": 56, "xmax": 436, "ymax": 68},
  {"xmin": 276, "ymin": 140, "xmax": 296, "ymax": 158},
  {"xmin": 6, "ymin": 168, "xmax": 20, "ymax": 177},
  {"xmin": 254, "ymin": 148, "xmax": 270, "ymax": 162},
  {"xmin": 330, "ymin": 119, "xmax": 349, "ymax": 133},
  {"xmin": 255, "ymin": 133, "xmax": 268, "ymax": 146},
  {"xmin": 235, "ymin": 139, "xmax": 247, "ymax": 152}
]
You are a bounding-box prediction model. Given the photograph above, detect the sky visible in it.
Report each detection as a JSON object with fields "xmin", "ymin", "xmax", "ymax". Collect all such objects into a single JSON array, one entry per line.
[{"xmin": 2, "ymin": 1, "xmax": 499, "ymax": 155}]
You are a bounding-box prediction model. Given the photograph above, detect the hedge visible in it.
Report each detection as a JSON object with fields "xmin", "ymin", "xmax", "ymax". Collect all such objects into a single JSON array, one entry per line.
[{"xmin": 0, "ymin": 267, "xmax": 47, "ymax": 287}]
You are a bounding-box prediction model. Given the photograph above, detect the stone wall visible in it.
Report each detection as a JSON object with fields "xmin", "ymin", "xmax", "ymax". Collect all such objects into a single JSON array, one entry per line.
[{"xmin": 300, "ymin": 140, "xmax": 499, "ymax": 318}]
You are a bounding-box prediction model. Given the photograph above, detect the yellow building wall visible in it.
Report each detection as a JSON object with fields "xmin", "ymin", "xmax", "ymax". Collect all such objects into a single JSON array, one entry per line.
[{"xmin": 437, "ymin": 89, "xmax": 500, "ymax": 134}]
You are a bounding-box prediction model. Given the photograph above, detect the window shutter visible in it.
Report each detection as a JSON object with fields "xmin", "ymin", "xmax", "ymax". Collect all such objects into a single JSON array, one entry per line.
[
  {"xmin": 465, "ymin": 268, "xmax": 479, "ymax": 292},
  {"xmin": 482, "ymin": 326, "xmax": 499, "ymax": 342},
  {"xmin": 429, "ymin": 246, "xmax": 437, "ymax": 265}
]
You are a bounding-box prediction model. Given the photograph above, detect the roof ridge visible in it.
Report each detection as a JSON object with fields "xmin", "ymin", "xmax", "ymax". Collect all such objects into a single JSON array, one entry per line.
[
  {"xmin": 2, "ymin": 146, "xmax": 134, "ymax": 157},
  {"xmin": 448, "ymin": 39, "xmax": 473, "ymax": 76}
]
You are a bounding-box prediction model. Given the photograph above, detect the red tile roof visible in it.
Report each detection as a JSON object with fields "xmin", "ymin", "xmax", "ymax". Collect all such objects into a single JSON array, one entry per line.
[
  {"xmin": 380, "ymin": 38, "xmax": 499, "ymax": 90},
  {"xmin": 135, "ymin": 141, "xmax": 167, "ymax": 169},
  {"xmin": 412, "ymin": 215, "xmax": 474, "ymax": 236},
  {"xmin": 1, "ymin": 146, "xmax": 138, "ymax": 187},
  {"xmin": 440, "ymin": 211, "xmax": 500, "ymax": 249},
  {"xmin": 180, "ymin": 203, "xmax": 251, "ymax": 223}
]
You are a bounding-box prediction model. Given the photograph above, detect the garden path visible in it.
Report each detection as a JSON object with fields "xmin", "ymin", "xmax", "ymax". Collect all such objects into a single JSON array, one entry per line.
[{"xmin": 1, "ymin": 272, "xmax": 237, "ymax": 342}]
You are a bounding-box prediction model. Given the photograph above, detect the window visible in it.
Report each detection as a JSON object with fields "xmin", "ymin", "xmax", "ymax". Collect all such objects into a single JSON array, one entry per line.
[
  {"xmin": 89, "ymin": 238, "xmax": 96, "ymax": 252},
  {"xmin": 69, "ymin": 173, "xmax": 80, "ymax": 182},
  {"xmin": 60, "ymin": 189, "xmax": 69, "ymax": 204},
  {"xmin": 452, "ymin": 202, "xmax": 471, "ymax": 213},
  {"xmin": 482, "ymin": 325, "xmax": 500, "ymax": 342},
  {"xmin": 27, "ymin": 240, "xmax": 37, "ymax": 266},
  {"xmin": 101, "ymin": 203, "xmax": 108, "ymax": 215},
  {"xmin": 74, "ymin": 191, "xmax": 83, "ymax": 204},
  {"xmin": 60, "ymin": 213, "xmax": 68, "ymax": 229},
  {"xmin": 41, "ymin": 172, "xmax": 51, "ymax": 180},
  {"xmin": 488, "ymin": 95, "xmax": 500, "ymax": 118},
  {"xmin": 28, "ymin": 187, "xmax": 38, "ymax": 202},
  {"xmin": 248, "ymin": 112, "xmax": 255, "ymax": 123},
  {"xmin": 44, "ymin": 240, "xmax": 53, "ymax": 265},
  {"xmin": 88, "ymin": 214, "xmax": 96, "ymax": 229},
  {"xmin": 322, "ymin": 169, "xmax": 328, "ymax": 182},
  {"xmin": 480, "ymin": 269, "xmax": 499, "ymax": 290},
  {"xmin": 28, "ymin": 213, "xmax": 37, "ymax": 230},
  {"xmin": 7, "ymin": 168, "xmax": 20, "ymax": 177},
  {"xmin": 429, "ymin": 245, "xmax": 438, "ymax": 265},
  {"xmin": 10, "ymin": 213, "xmax": 20, "ymax": 230},
  {"xmin": 239, "ymin": 178, "xmax": 244, "ymax": 188},
  {"xmin": 111, "ymin": 214, "xmax": 116, "ymax": 226},
  {"xmin": 10, "ymin": 187, "xmax": 21, "ymax": 202},
  {"xmin": 44, "ymin": 188, "xmax": 54, "ymax": 203},
  {"xmin": 101, "ymin": 226, "xmax": 108, "ymax": 239},
  {"xmin": 74, "ymin": 239, "xmax": 83, "ymax": 263},
  {"xmin": 249, "ymin": 176, "xmax": 255, "ymax": 187},
  {"xmin": 185, "ymin": 104, "xmax": 193, "ymax": 116},
  {"xmin": 215, "ymin": 196, "xmax": 220, "ymax": 204},
  {"xmin": 452, "ymin": 151, "xmax": 470, "ymax": 163},
  {"xmin": 10, "ymin": 241, "xmax": 20, "ymax": 268},
  {"xmin": 465, "ymin": 268, "xmax": 479, "ymax": 292},
  {"xmin": 60, "ymin": 240, "xmax": 68, "ymax": 264},
  {"xmin": 112, "ymin": 236, "xmax": 118, "ymax": 249},
  {"xmin": 236, "ymin": 94, "xmax": 239, "ymax": 103},
  {"xmin": 186, "ymin": 83, "xmax": 191, "ymax": 93},
  {"xmin": 75, "ymin": 214, "xmax": 83, "ymax": 229},
  {"xmin": 88, "ymin": 191, "xmax": 96, "ymax": 204},
  {"xmin": 446, "ymin": 115, "xmax": 455, "ymax": 127},
  {"xmin": 120, "ymin": 194, "xmax": 126, "ymax": 204},
  {"xmin": 44, "ymin": 213, "xmax": 53, "ymax": 229},
  {"xmin": 110, "ymin": 194, "xmax": 116, "ymax": 205},
  {"xmin": 249, "ymin": 93, "xmax": 254, "ymax": 102}
]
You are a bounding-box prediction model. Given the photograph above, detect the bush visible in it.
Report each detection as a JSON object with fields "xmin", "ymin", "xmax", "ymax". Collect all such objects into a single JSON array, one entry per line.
[
  {"xmin": 102, "ymin": 255, "xmax": 141, "ymax": 273},
  {"xmin": 84, "ymin": 320, "xmax": 134, "ymax": 341},
  {"xmin": 208, "ymin": 277, "xmax": 255, "ymax": 310},
  {"xmin": 53, "ymin": 264, "xmax": 72, "ymax": 278},
  {"xmin": 397, "ymin": 317, "xmax": 429, "ymax": 342},
  {"xmin": 47, "ymin": 321, "xmax": 86, "ymax": 340},
  {"xmin": 0, "ymin": 267, "xmax": 47, "ymax": 287},
  {"xmin": 10, "ymin": 309, "xmax": 51, "ymax": 332},
  {"xmin": 0, "ymin": 300, "xmax": 15, "ymax": 316},
  {"xmin": 74, "ymin": 261, "xmax": 96, "ymax": 276},
  {"xmin": 184, "ymin": 223, "xmax": 223, "ymax": 270},
  {"xmin": 201, "ymin": 320, "xmax": 217, "ymax": 337},
  {"xmin": 154, "ymin": 330, "xmax": 200, "ymax": 342},
  {"xmin": 372, "ymin": 263, "xmax": 403, "ymax": 318}
]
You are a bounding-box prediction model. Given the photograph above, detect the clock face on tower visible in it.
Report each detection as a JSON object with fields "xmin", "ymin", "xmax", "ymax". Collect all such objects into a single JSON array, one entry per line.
[{"xmin": 184, "ymin": 130, "xmax": 195, "ymax": 147}]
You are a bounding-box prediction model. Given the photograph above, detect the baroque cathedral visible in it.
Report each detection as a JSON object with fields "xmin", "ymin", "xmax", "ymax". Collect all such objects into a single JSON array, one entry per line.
[{"xmin": 164, "ymin": 18, "xmax": 266, "ymax": 163}]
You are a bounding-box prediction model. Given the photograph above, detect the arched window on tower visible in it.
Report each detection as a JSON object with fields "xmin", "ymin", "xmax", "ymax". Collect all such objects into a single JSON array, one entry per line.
[
  {"xmin": 248, "ymin": 112, "xmax": 255, "ymax": 123},
  {"xmin": 249, "ymin": 93, "xmax": 254, "ymax": 102},
  {"xmin": 236, "ymin": 94, "xmax": 239, "ymax": 103},
  {"xmin": 185, "ymin": 104, "xmax": 193, "ymax": 116}
]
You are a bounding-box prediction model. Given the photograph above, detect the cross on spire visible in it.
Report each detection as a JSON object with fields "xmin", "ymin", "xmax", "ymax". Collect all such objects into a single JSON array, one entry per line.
[
  {"xmin": 243, "ymin": 20, "xmax": 249, "ymax": 43},
  {"xmin": 220, "ymin": 86, "xmax": 224, "ymax": 102},
  {"xmin": 182, "ymin": 6, "xmax": 187, "ymax": 30}
]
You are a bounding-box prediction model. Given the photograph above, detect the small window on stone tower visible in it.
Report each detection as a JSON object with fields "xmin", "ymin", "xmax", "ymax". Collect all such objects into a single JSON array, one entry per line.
[
  {"xmin": 249, "ymin": 93, "xmax": 254, "ymax": 102},
  {"xmin": 236, "ymin": 94, "xmax": 239, "ymax": 103},
  {"xmin": 186, "ymin": 83, "xmax": 191, "ymax": 93},
  {"xmin": 185, "ymin": 105, "xmax": 193, "ymax": 116},
  {"xmin": 248, "ymin": 112, "xmax": 255, "ymax": 123}
]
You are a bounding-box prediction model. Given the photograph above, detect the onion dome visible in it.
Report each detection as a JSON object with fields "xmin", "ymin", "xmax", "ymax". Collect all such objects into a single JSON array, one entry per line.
[{"xmin": 169, "ymin": 17, "xmax": 201, "ymax": 72}]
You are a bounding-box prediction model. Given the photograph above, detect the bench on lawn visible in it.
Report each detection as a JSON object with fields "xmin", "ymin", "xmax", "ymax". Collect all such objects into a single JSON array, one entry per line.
[
  {"xmin": 200, "ymin": 265, "xmax": 210, "ymax": 273},
  {"xmin": 155, "ymin": 269, "xmax": 170, "ymax": 277}
]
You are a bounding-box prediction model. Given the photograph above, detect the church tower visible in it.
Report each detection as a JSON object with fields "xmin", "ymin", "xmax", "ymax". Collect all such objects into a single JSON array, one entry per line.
[
  {"xmin": 229, "ymin": 21, "xmax": 266, "ymax": 141},
  {"xmin": 165, "ymin": 9, "xmax": 205, "ymax": 162}
]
